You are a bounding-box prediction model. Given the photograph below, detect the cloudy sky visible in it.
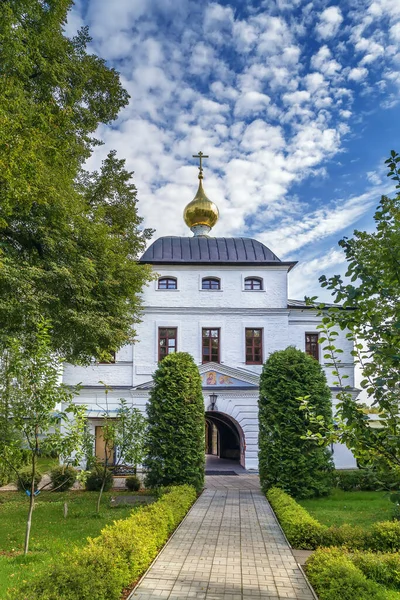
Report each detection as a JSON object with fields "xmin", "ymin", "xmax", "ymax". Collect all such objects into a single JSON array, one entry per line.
[{"xmin": 67, "ymin": 0, "xmax": 400, "ymax": 301}]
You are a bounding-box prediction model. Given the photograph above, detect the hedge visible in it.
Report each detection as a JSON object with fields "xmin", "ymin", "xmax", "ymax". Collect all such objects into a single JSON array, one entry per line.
[
  {"xmin": 305, "ymin": 548, "xmax": 388, "ymax": 600},
  {"xmin": 335, "ymin": 469, "xmax": 400, "ymax": 492},
  {"xmin": 266, "ymin": 486, "xmax": 400, "ymax": 551},
  {"xmin": 14, "ymin": 484, "xmax": 197, "ymax": 600}
]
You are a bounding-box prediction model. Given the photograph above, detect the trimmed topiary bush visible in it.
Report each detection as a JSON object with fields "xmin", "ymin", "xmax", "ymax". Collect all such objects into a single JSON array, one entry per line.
[
  {"xmin": 144, "ymin": 352, "xmax": 205, "ymax": 492},
  {"xmin": 15, "ymin": 485, "xmax": 197, "ymax": 600},
  {"xmin": 352, "ymin": 551, "xmax": 400, "ymax": 589},
  {"xmin": 266, "ymin": 487, "xmax": 326, "ymax": 548},
  {"xmin": 85, "ymin": 466, "xmax": 113, "ymax": 492},
  {"xmin": 267, "ymin": 486, "xmax": 400, "ymax": 551},
  {"xmin": 125, "ymin": 475, "xmax": 141, "ymax": 491},
  {"xmin": 16, "ymin": 467, "xmax": 42, "ymax": 492},
  {"xmin": 50, "ymin": 465, "xmax": 78, "ymax": 491},
  {"xmin": 259, "ymin": 346, "xmax": 334, "ymax": 499},
  {"xmin": 305, "ymin": 548, "xmax": 388, "ymax": 600}
]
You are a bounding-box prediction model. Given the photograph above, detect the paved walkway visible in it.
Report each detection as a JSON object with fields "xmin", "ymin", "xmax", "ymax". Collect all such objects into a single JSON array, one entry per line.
[{"xmin": 130, "ymin": 474, "xmax": 315, "ymax": 600}]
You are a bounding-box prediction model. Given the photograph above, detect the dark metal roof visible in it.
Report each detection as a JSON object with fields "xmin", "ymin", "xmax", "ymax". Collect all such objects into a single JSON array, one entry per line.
[{"xmin": 140, "ymin": 237, "xmax": 297, "ymax": 269}]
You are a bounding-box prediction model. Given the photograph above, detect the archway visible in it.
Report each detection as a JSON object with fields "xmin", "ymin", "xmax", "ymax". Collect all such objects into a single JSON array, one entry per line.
[{"xmin": 205, "ymin": 411, "xmax": 245, "ymax": 468}]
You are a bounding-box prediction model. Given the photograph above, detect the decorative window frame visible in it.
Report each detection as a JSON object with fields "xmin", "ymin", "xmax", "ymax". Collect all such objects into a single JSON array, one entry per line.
[
  {"xmin": 156, "ymin": 276, "xmax": 179, "ymax": 291},
  {"xmin": 305, "ymin": 332, "xmax": 320, "ymax": 362},
  {"xmin": 245, "ymin": 328, "xmax": 263, "ymax": 365},
  {"xmin": 154, "ymin": 321, "xmax": 181, "ymax": 361},
  {"xmin": 242, "ymin": 275, "xmax": 264, "ymax": 292},
  {"xmin": 199, "ymin": 276, "xmax": 222, "ymax": 291}
]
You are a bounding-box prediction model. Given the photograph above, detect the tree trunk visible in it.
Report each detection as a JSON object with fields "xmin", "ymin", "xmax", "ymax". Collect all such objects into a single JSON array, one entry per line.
[
  {"xmin": 24, "ymin": 456, "xmax": 36, "ymax": 555},
  {"xmin": 96, "ymin": 468, "xmax": 107, "ymax": 514}
]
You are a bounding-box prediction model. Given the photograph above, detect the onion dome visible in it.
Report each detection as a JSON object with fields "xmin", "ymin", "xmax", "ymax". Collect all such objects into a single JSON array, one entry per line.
[{"xmin": 183, "ymin": 151, "xmax": 219, "ymax": 236}]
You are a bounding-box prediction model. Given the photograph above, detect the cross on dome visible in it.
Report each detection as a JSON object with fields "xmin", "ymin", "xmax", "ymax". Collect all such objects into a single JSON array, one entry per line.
[
  {"xmin": 192, "ymin": 151, "xmax": 209, "ymax": 179},
  {"xmin": 183, "ymin": 152, "xmax": 219, "ymax": 236}
]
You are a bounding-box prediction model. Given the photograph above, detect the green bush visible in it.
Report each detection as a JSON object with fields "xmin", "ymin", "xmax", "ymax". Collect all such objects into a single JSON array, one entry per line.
[
  {"xmin": 305, "ymin": 548, "xmax": 387, "ymax": 600},
  {"xmin": 85, "ymin": 466, "xmax": 113, "ymax": 492},
  {"xmin": 267, "ymin": 486, "xmax": 400, "ymax": 551},
  {"xmin": 125, "ymin": 475, "xmax": 141, "ymax": 491},
  {"xmin": 368, "ymin": 521, "xmax": 400, "ymax": 552},
  {"xmin": 144, "ymin": 352, "xmax": 205, "ymax": 493},
  {"xmin": 266, "ymin": 487, "xmax": 326, "ymax": 549},
  {"xmin": 352, "ymin": 551, "xmax": 400, "ymax": 589},
  {"xmin": 259, "ymin": 347, "xmax": 334, "ymax": 499},
  {"xmin": 16, "ymin": 467, "xmax": 42, "ymax": 492},
  {"xmin": 16, "ymin": 485, "xmax": 196, "ymax": 600},
  {"xmin": 322, "ymin": 523, "xmax": 364, "ymax": 550},
  {"xmin": 335, "ymin": 469, "xmax": 400, "ymax": 492},
  {"xmin": 50, "ymin": 465, "xmax": 78, "ymax": 492}
]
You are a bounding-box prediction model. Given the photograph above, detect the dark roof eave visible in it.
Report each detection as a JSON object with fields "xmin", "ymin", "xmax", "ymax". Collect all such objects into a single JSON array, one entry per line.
[{"xmin": 141, "ymin": 260, "xmax": 298, "ymax": 271}]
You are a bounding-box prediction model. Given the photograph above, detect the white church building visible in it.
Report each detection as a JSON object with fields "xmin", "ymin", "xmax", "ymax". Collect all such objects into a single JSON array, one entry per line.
[{"xmin": 63, "ymin": 155, "xmax": 358, "ymax": 471}]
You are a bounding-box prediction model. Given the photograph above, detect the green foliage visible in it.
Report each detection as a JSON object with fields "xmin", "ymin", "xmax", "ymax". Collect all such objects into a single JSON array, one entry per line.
[
  {"xmin": 259, "ymin": 347, "xmax": 334, "ymax": 498},
  {"xmin": 16, "ymin": 468, "xmax": 42, "ymax": 492},
  {"xmin": 85, "ymin": 467, "xmax": 113, "ymax": 492},
  {"xmin": 267, "ymin": 487, "xmax": 400, "ymax": 551},
  {"xmin": 0, "ymin": 320, "xmax": 86, "ymax": 553},
  {"xmin": 307, "ymin": 152, "xmax": 400, "ymax": 472},
  {"xmin": 125, "ymin": 475, "xmax": 141, "ymax": 492},
  {"xmin": 0, "ymin": 0, "xmax": 153, "ymax": 362},
  {"xmin": 15, "ymin": 485, "xmax": 196, "ymax": 600},
  {"xmin": 144, "ymin": 353, "xmax": 205, "ymax": 493},
  {"xmin": 352, "ymin": 551, "xmax": 400, "ymax": 589},
  {"xmin": 335, "ymin": 469, "xmax": 400, "ymax": 492},
  {"xmin": 49, "ymin": 465, "xmax": 77, "ymax": 492},
  {"xmin": 266, "ymin": 487, "xmax": 326, "ymax": 548},
  {"xmin": 368, "ymin": 521, "xmax": 400, "ymax": 552},
  {"xmin": 305, "ymin": 548, "xmax": 388, "ymax": 600}
]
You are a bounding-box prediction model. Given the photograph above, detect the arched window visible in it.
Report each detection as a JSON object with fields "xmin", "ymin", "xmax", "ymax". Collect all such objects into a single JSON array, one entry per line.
[
  {"xmin": 202, "ymin": 277, "xmax": 221, "ymax": 290},
  {"xmin": 158, "ymin": 277, "xmax": 177, "ymax": 290},
  {"xmin": 244, "ymin": 277, "xmax": 263, "ymax": 291}
]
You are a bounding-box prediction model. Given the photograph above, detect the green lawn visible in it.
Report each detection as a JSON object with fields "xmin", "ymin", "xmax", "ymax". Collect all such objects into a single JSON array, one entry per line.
[
  {"xmin": 0, "ymin": 490, "xmax": 141, "ymax": 597},
  {"xmin": 299, "ymin": 489, "xmax": 393, "ymax": 528}
]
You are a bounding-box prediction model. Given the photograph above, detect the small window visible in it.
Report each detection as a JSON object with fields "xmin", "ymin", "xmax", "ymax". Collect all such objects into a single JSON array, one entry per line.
[
  {"xmin": 202, "ymin": 328, "xmax": 220, "ymax": 363},
  {"xmin": 305, "ymin": 333, "xmax": 319, "ymax": 361},
  {"xmin": 202, "ymin": 277, "xmax": 221, "ymax": 290},
  {"xmin": 244, "ymin": 277, "xmax": 263, "ymax": 290},
  {"xmin": 158, "ymin": 277, "xmax": 177, "ymax": 290},
  {"xmin": 158, "ymin": 328, "xmax": 177, "ymax": 361},
  {"xmin": 245, "ymin": 329, "xmax": 263, "ymax": 364}
]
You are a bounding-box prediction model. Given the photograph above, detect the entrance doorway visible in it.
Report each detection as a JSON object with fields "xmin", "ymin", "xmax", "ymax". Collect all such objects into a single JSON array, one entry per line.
[
  {"xmin": 205, "ymin": 411, "xmax": 245, "ymax": 468},
  {"xmin": 95, "ymin": 425, "xmax": 115, "ymax": 465}
]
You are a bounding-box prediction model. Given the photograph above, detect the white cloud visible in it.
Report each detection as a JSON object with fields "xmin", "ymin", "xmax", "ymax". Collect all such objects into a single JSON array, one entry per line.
[
  {"xmin": 348, "ymin": 67, "xmax": 368, "ymax": 81},
  {"xmin": 316, "ymin": 6, "xmax": 343, "ymax": 40},
  {"xmin": 311, "ymin": 45, "xmax": 342, "ymax": 76},
  {"xmin": 67, "ymin": 0, "xmax": 399, "ymax": 294}
]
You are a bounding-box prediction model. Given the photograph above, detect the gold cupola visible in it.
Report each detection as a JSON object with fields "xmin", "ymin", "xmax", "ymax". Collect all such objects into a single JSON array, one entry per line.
[{"xmin": 184, "ymin": 151, "xmax": 219, "ymax": 236}]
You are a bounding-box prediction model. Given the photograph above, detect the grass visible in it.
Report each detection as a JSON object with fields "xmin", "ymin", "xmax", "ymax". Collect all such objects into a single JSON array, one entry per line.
[
  {"xmin": 298, "ymin": 489, "xmax": 394, "ymax": 528},
  {"xmin": 0, "ymin": 490, "xmax": 144, "ymax": 597}
]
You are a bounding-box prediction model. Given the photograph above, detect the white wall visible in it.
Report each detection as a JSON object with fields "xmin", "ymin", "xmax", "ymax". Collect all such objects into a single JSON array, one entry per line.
[{"xmin": 141, "ymin": 265, "xmax": 289, "ymax": 309}]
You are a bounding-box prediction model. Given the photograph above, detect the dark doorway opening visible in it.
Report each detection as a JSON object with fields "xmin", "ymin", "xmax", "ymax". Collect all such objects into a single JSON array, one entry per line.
[{"xmin": 205, "ymin": 411, "xmax": 245, "ymax": 468}]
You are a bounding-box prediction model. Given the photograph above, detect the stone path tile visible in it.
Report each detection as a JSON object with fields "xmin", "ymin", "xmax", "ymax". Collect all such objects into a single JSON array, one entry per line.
[{"xmin": 129, "ymin": 477, "xmax": 314, "ymax": 600}]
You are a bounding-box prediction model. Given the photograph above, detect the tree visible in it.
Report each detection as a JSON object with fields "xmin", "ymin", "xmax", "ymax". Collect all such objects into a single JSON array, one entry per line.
[
  {"xmin": 0, "ymin": 319, "xmax": 86, "ymax": 554},
  {"xmin": 0, "ymin": 0, "xmax": 153, "ymax": 362},
  {"xmin": 258, "ymin": 347, "xmax": 334, "ymax": 499},
  {"xmin": 305, "ymin": 151, "xmax": 400, "ymax": 472},
  {"xmin": 92, "ymin": 388, "xmax": 146, "ymax": 513},
  {"xmin": 144, "ymin": 353, "xmax": 205, "ymax": 493}
]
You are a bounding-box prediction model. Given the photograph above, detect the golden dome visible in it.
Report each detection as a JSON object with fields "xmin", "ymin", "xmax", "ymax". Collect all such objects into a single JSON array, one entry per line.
[{"xmin": 183, "ymin": 178, "xmax": 219, "ymax": 232}]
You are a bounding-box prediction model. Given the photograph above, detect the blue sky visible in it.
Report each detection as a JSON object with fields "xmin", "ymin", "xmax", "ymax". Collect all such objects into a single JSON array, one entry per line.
[{"xmin": 66, "ymin": 0, "xmax": 400, "ymax": 301}]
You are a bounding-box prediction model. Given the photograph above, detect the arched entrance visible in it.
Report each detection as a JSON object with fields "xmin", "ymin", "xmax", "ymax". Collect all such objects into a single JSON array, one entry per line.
[{"xmin": 205, "ymin": 411, "xmax": 245, "ymax": 468}]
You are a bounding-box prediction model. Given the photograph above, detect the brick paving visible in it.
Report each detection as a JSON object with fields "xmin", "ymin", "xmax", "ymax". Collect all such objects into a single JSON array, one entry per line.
[{"xmin": 129, "ymin": 474, "xmax": 315, "ymax": 600}]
